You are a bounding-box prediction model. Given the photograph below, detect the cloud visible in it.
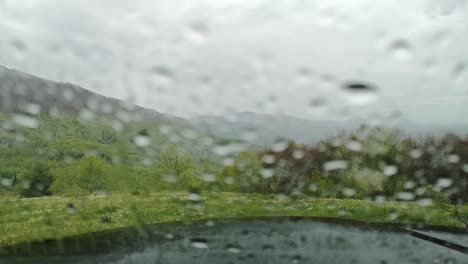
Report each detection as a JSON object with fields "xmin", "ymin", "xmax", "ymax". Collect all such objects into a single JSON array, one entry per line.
[
  {"xmin": 426, "ymin": 0, "xmax": 467, "ymax": 17},
  {"xmin": 0, "ymin": 0, "xmax": 467, "ymax": 124}
]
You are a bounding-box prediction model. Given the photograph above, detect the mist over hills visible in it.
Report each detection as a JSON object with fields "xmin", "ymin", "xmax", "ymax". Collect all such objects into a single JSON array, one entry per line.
[
  {"xmin": 191, "ymin": 113, "xmax": 468, "ymax": 145},
  {"xmin": 2, "ymin": 65, "xmax": 467, "ymax": 146}
]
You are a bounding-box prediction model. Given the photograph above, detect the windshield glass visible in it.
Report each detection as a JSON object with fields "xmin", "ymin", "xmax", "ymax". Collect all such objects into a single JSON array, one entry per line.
[{"xmin": 0, "ymin": 1, "xmax": 467, "ymax": 263}]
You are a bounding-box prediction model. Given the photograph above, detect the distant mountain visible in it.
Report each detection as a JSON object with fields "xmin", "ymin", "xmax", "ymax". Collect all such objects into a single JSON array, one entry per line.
[
  {"xmin": 2, "ymin": 65, "xmax": 467, "ymax": 147},
  {"xmin": 0, "ymin": 65, "xmax": 181, "ymax": 122},
  {"xmin": 191, "ymin": 112, "xmax": 468, "ymax": 145},
  {"xmin": 190, "ymin": 112, "xmax": 360, "ymax": 145}
]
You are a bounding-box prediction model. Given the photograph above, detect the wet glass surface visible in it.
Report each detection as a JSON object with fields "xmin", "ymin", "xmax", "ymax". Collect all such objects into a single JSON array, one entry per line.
[{"xmin": 1, "ymin": 1, "xmax": 468, "ymax": 263}]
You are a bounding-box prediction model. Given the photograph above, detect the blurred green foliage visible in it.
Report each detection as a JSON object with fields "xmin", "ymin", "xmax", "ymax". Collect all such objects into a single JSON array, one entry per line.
[
  {"xmin": 0, "ymin": 114, "xmax": 466, "ymax": 205},
  {"xmin": 0, "ymin": 113, "xmax": 218, "ymax": 196}
]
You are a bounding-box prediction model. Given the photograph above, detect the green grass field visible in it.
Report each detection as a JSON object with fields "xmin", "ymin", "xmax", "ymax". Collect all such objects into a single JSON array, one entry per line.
[{"xmin": 0, "ymin": 192, "xmax": 467, "ymax": 247}]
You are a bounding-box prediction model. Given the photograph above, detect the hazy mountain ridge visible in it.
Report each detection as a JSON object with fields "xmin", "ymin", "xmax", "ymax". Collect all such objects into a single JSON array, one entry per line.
[
  {"xmin": 191, "ymin": 112, "xmax": 468, "ymax": 145},
  {"xmin": 2, "ymin": 65, "xmax": 467, "ymax": 146},
  {"xmin": 0, "ymin": 66, "xmax": 182, "ymax": 122}
]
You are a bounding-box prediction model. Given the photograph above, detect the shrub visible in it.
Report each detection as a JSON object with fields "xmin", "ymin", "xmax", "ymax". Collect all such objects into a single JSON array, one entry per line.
[
  {"xmin": 75, "ymin": 156, "xmax": 110, "ymax": 193},
  {"xmin": 16, "ymin": 162, "xmax": 54, "ymax": 197},
  {"xmin": 98, "ymin": 127, "xmax": 117, "ymax": 144},
  {"xmin": 156, "ymin": 145, "xmax": 201, "ymax": 189}
]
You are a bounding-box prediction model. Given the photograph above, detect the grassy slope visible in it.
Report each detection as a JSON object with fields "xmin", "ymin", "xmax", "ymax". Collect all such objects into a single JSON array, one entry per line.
[{"xmin": 1, "ymin": 192, "xmax": 467, "ymax": 247}]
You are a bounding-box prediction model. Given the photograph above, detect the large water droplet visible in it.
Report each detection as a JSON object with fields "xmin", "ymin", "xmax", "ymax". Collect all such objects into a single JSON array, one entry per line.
[
  {"xmin": 184, "ymin": 21, "xmax": 209, "ymax": 44},
  {"xmin": 397, "ymin": 192, "xmax": 415, "ymax": 201},
  {"xmin": 12, "ymin": 38, "xmax": 26, "ymax": 51},
  {"xmin": 187, "ymin": 189, "xmax": 201, "ymax": 202},
  {"xmin": 435, "ymin": 178, "xmax": 452, "ymax": 188},
  {"xmin": 1, "ymin": 178, "xmax": 13, "ymax": 187},
  {"xmin": 222, "ymin": 157, "xmax": 235, "ymax": 166},
  {"xmin": 342, "ymin": 188, "xmax": 356, "ymax": 197},
  {"xmin": 12, "ymin": 114, "xmax": 38, "ymax": 128},
  {"xmin": 417, "ymin": 198, "xmax": 433, "ymax": 207},
  {"xmin": 240, "ymin": 130, "xmax": 258, "ymax": 142},
  {"xmin": 447, "ymin": 154, "xmax": 459, "ymax": 163},
  {"xmin": 462, "ymin": 164, "xmax": 468, "ymax": 173},
  {"xmin": 308, "ymin": 97, "xmax": 326, "ymax": 108},
  {"xmin": 159, "ymin": 125, "xmax": 172, "ymax": 134},
  {"xmin": 262, "ymin": 154, "xmax": 276, "ymax": 164},
  {"xmin": 342, "ymin": 81, "xmax": 378, "ymax": 105},
  {"xmin": 212, "ymin": 143, "xmax": 248, "ymax": 156},
  {"xmin": 346, "ymin": 141, "xmax": 362, "ymax": 152},
  {"xmin": 432, "ymin": 31, "xmax": 449, "ymax": 48},
  {"xmin": 63, "ymin": 88, "xmax": 75, "ymax": 101},
  {"xmin": 260, "ymin": 168, "xmax": 275, "ymax": 178},
  {"xmin": 342, "ymin": 82, "xmax": 374, "ymax": 92},
  {"xmin": 452, "ymin": 62, "xmax": 466, "ymax": 82},
  {"xmin": 66, "ymin": 203, "xmax": 76, "ymax": 214},
  {"xmin": 24, "ymin": 103, "xmax": 41, "ymax": 115},
  {"xmin": 79, "ymin": 109, "xmax": 95, "ymax": 120},
  {"xmin": 149, "ymin": 65, "xmax": 175, "ymax": 86},
  {"xmin": 271, "ymin": 140, "xmax": 288, "ymax": 152},
  {"xmin": 292, "ymin": 150, "xmax": 304, "ymax": 159},
  {"xmin": 383, "ymin": 165, "xmax": 398, "ymax": 176},
  {"xmin": 323, "ymin": 160, "xmax": 348, "ymax": 171},
  {"xmin": 224, "ymin": 176, "xmax": 234, "ymax": 185},
  {"xmin": 133, "ymin": 135, "xmax": 150, "ymax": 147},
  {"xmin": 201, "ymin": 173, "xmax": 216, "ymax": 182},
  {"xmin": 404, "ymin": 181, "xmax": 415, "ymax": 189},
  {"xmin": 309, "ymin": 184, "xmax": 318, "ymax": 192},
  {"xmin": 387, "ymin": 209, "xmax": 399, "ymax": 220},
  {"xmin": 317, "ymin": 7, "xmax": 336, "ymax": 27},
  {"xmin": 410, "ymin": 149, "xmax": 422, "ymax": 159},
  {"xmin": 163, "ymin": 174, "xmax": 178, "ymax": 183},
  {"xmin": 295, "ymin": 67, "xmax": 314, "ymax": 85},
  {"xmin": 388, "ymin": 40, "xmax": 412, "ymax": 61},
  {"xmin": 225, "ymin": 244, "xmax": 241, "ymax": 254},
  {"xmin": 190, "ymin": 238, "xmax": 208, "ymax": 249},
  {"xmin": 291, "ymin": 254, "xmax": 302, "ymax": 264}
]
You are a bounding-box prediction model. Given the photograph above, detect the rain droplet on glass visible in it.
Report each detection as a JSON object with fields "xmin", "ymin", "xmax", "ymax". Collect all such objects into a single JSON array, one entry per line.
[
  {"xmin": 462, "ymin": 164, "xmax": 468, "ymax": 173},
  {"xmin": 292, "ymin": 150, "xmax": 305, "ymax": 159},
  {"xmin": 271, "ymin": 140, "xmax": 288, "ymax": 152},
  {"xmin": 342, "ymin": 188, "xmax": 356, "ymax": 197},
  {"xmin": 397, "ymin": 192, "xmax": 415, "ymax": 201},
  {"xmin": 388, "ymin": 39, "xmax": 412, "ymax": 61},
  {"xmin": 323, "ymin": 160, "xmax": 348, "ymax": 171},
  {"xmin": 435, "ymin": 178, "xmax": 452, "ymax": 188},
  {"xmin": 447, "ymin": 154, "xmax": 460, "ymax": 164},
  {"xmin": 187, "ymin": 190, "xmax": 201, "ymax": 202},
  {"xmin": 163, "ymin": 175, "xmax": 178, "ymax": 183},
  {"xmin": 226, "ymin": 244, "xmax": 241, "ymax": 254},
  {"xmin": 184, "ymin": 21, "xmax": 209, "ymax": 44},
  {"xmin": 410, "ymin": 149, "xmax": 422, "ymax": 159},
  {"xmin": 190, "ymin": 238, "xmax": 208, "ymax": 249},
  {"xmin": 12, "ymin": 114, "xmax": 38, "ymax": 129},
  {"xmin": 66, "ymin": 203, "xmax": 76, "ymax": 214},
  {"xmin": 383, "ymin": 165, "xmax": 398, "ymax": 176},
  {"xmin": 133, "ymin": 135, "xmax": 150, "ymax": 147},
  {"xmin": 452, "ymin": 62, "xmax": 466, "ymax": 81},
  {"xmin": 417, "ymin": 198, "xmax": 433, "ymax": 207},
  {"xmin": 341, "ymin": 81, "xmax": 378, "ymax": 106},
  {"xmin": 262, "ymin": 155, "xmax": 276, "ymax": 164},
  {"xmin": 201, "ymin": 173, "xmax": 216, "ymax": 182},
  {"xmin": 346, "ymin": 141, "xmax": 362, "ymax": 152},
  {"xmin": 260, "ymin": 168, "xmax": 275, "ymax": 178}
]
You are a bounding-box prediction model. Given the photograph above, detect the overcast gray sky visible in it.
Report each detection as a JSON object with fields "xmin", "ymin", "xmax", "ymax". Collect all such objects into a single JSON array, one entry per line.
[{"xmin": 0, "ymin": 0, "xmax": 467, "ymax": 125}]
